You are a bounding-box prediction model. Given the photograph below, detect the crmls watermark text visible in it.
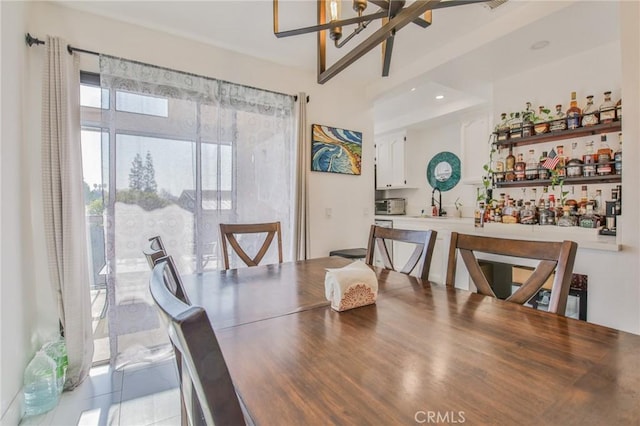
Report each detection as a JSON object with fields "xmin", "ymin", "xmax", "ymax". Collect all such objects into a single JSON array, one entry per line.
[{"xmin": 415, "ymin": 410, "xmax": 466, "ymax": 424}]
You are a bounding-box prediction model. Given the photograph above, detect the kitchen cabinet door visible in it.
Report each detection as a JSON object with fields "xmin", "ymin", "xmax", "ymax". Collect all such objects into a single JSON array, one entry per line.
[
  {"xmin": 376, "ymin": 132, "xmax": 408, "ymax": 189},
  {"xmin": 460, "ymin": 116, "xmax": 491, "ymax": 185}
]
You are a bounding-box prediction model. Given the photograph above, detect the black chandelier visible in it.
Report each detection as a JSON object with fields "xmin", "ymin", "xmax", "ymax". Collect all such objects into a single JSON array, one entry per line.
[{"xmin": 273, "ymin": 0, "xmax": 490, "ymax": 84}]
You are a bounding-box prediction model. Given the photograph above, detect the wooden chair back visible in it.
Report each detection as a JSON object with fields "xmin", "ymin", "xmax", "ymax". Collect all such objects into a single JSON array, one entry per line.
[
  {"xmin": 143, "ymin": 236, "xmax": 189, "ymax": 304},
  {"xmin": 445, "ymin": 232, "xmax": 578, "ymax": 315},
  {"xmin": 365, "ymin": 225, "xmax": 437, "ymax": 280},
  {"xmin": 143, "ymin": 235, "xmax": 167, "ymax": 270},
  {"xmin": 150, "ymin": 258, "xmax": 246, "ymax": 426},
  {"xmin": 219, "ymin": 222, "xmax": 283, "ymax": 270}
]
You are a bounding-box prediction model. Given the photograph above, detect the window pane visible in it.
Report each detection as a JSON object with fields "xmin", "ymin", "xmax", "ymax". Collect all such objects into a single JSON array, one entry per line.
[
  {"xmin": 116, "ymin": 91, "xmax": 168, "ymax": 117},
  {"xmin": 202, "ymin": 143, "xmax": 218, "ymax": 210},
  {"xmin": 80, "ymin": 84, "xmax": 109, "ymax": 109},
  {"xmin": 81, "ymin": 128, "xmax": 110, "ymax": 364}
]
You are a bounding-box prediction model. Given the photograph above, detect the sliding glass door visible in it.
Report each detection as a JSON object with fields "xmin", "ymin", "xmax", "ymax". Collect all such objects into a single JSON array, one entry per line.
[{"xmin": 80, "ymin": 63, "xmax": 294, "ymax": 367}]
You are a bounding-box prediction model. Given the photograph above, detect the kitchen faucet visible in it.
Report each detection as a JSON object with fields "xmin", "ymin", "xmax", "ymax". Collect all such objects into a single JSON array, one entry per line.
[{"xmin": 431, "ymin": 187, "xmax": 444, "ymax": 217}]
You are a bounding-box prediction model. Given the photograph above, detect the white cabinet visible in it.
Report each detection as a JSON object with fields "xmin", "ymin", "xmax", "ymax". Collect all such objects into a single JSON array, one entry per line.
[
  {"xmin": 376, "ymin": 132, "xmax": 409, "ymax": 189},
  {"xmin": 460, "ymin": 116, "xmax": 491, "ymax": 185}
]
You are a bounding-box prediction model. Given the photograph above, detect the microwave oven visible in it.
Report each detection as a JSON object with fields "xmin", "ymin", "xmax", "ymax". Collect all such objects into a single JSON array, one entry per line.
[{"xmin": 375, "ymin": 198, "xmax": 406, "ymax": 215}]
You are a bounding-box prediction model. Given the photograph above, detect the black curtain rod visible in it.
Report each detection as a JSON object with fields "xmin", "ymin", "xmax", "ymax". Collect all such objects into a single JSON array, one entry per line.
[
  {"xmin": 25, "ymin": 32, "xmax": 306, "ymax": 102},
  {"xmin": 26, "ymin": 33, "xmax": 99, "ymax": 56}
]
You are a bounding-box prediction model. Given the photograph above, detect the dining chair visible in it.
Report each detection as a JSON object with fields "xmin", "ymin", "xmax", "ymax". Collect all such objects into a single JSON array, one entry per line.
[
  {"xmin": 143, "ymin": 243, "xmax": 191, "ymax": 425},
  {"xmin": 445, "ymin": 232, "xmax": 578, "ymax": 315},
  {"xmin": 365, "ymin": 225, "xmax": 437, "ymax": 280},
  {"xmin": 219, "ymin": 222, "xmax": 283, "ymax": 270},
  {"xmin": 143, "ymin": 237, "xmax": 189, "ymax": 304},
  {"xmin": 149, "ymin": 257, "xmax": 247, "ymax": 426},
  {"xmin": 143, "ymin": 235, "xmax": 167, "ymax": 269}
]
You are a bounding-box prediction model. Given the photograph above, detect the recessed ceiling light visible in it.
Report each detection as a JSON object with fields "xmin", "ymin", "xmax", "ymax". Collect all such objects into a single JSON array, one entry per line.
[
  {"xmin": 435, "ymin": 95, "xmax": 444, "ymax": 100},
  {"xmin": 411, "ymin": 87, "xmax": 416, "ymax": 92},
  {"xmin": 531, "ymin": 40, "xmax": 550, "ymax": 50}
]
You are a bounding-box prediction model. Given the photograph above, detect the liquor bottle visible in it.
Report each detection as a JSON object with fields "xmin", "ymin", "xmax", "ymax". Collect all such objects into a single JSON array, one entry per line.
[
  {"xmin": 530, "ymin": 193, "xmax": 539, "ymax": 222},
  {"xmin": 582, "ymin": 141, "xmax": 597, "ymax": 177},
  {"xmin": 538, "ymin": 199, "xmax": 554, "ymax": 226},
  {"xmin": 579, "ymin": 203, "xmax": 599, "ymax": 228},
  {"xmin": 502, "ymin": 198, "xmax": 518, "ymax": 224},
  {"xmin": 496, "ymin": 193, "xmax": 506, "ymax": 223},
  {"xmin": 505, "ymin": 147, "xmax": 516, "ymax": 182},
  {"xmin": 581, "ymin": 95, "xmax": 599, "ymax": 127},
  {"xmin": 614, "ymin": 132, "xmax": 622, "ymax": 175},
  {"xmin": 596, "ymin": 134, "xmax": 612, "ymax": 176},
  {"xmin": 509, "ymin": 112, "xmax": 522, "ymax": 139},
  {"xmin": 525, "ymin": 149, "xmax": 538, "ymax": 180},
  {"xmin": 599, "ymin": 91, "xmax": 616, "ymax": 124},
  {"xmin": 565, "ymin": 186, "xmax": 578, "ymax": 215},
  {"xmin": 538, "ymin": 151, "xmax": 549, "ymax": 180},
  {"xmin": 548, "ymin": 194, "xmax": 558, "ymax": 225},
  {"xmin": 496, "ymin": 112, "xmax": 510, "ymax": 141},
  {"xmin": 520, "ymin": 201, "xmax": 537, "ymax": 224},
  {"xmin": 538, "ymin": 186, "xmax": 548, "ymax": 210},
  {"xmin": 616, "ymin": 184, "xmax": 622, "ymax": 215},
  {"xmin": 578, "ymin": 185, "xmax": 589, "ymax": 216},
  {"xmin": 550, "ymin": 104, "xmax": 567, "ymax": 132},
  {"xmin": 514, "ymin": 153, "xmax": 526, "ymax": 181},
  {"xmin": 566, "ymin": 92, "xmax": 582, "ymax": 130},
  {"xmin": 615, "ymin": 98, "xmax": 622, "ymax": 121},
  {"xmin": 557, "ymin": 206, "xmax": 577, "ymax": 227},
  {"xmin": 474, "ymin": 201, "xmax": 485, "ymax": 228},
  {"xmin": 534, "ymin": 106, "xmax": 550, "ymax": 134},
  {"xmin": 612, "ymin": 188, "xmax": 620, "ymax": 217},
  {"xmin": 522, "ymin": 102, "xmax": 534, "ymax": 137},
  {"xmin": 565, "ymin": 142, "xmax": 583, "ymax": 178},
  {"xmin": 484, "ymin": 201, "xmax": 492, "ymax": 224},
  {"xmin": 548, "ymin": 194, "xmax": 561, "ymax": 222},
  {"xmin": 594, "ymin": 189, "xmax": 604, "ymax": 216},
  {"xmin": 494, "ymin": 147, "xmax": 505, "ymax": 182},
  {"xmin": 555, "ymin": 145, "xmax": 566, "ymax": 177}
]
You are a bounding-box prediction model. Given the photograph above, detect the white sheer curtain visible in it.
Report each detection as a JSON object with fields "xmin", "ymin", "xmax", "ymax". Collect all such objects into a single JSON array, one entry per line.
[
  {"xmin": 294, "ymin": 93, "xmax": 310, "ymax": 260},
  {"xmin": 41, "ymin": 36, "xmax": 94, "ymax": 389},
  {"xmin": 91, "ymin": 55, "xmax": 295, "ymax": 367}
]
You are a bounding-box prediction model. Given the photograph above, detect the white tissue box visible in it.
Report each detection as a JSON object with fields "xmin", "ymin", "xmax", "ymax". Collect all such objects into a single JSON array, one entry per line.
[{"xmin": 324, "ymin": 261, "xmax": 378, "ymax": 312}]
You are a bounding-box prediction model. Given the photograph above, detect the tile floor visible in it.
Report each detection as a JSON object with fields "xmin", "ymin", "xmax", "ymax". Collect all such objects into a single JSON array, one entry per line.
[{"xmin": 20, "ymin": 360, "xmax": 180, "ymax": 426}]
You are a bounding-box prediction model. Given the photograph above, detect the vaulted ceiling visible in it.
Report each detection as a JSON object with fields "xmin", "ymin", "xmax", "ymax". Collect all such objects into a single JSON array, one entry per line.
[{"xmin": 56, "ymin": 1, "xmax": 620, "ymax": 131}]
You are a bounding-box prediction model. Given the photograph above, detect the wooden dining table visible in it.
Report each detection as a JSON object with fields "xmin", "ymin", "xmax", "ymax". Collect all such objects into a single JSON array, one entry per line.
[{"xmin": 182, "ymin": 257, "xmax": 640, "ymax": 425}]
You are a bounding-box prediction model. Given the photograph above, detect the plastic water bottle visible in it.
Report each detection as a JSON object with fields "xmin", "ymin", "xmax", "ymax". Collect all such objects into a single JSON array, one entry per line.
[
  {"xmin": 42, "ymin": 339, "xmax": 68, "ymax": 394},
  {"xmin": 23, "ymin": 350, "xmax": 59, "ymax": 417}
]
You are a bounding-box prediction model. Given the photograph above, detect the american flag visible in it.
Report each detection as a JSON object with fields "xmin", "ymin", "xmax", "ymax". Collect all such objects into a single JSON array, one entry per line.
[{"xmin": 542, "ymin": 148, "xmax": 560, "ymax": 170}]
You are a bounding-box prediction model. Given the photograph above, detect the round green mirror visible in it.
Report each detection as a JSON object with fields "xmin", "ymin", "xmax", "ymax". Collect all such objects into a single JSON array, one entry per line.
[{"xmin": 426, "ymin": 151, "xmax": 461, "ymax": 192}]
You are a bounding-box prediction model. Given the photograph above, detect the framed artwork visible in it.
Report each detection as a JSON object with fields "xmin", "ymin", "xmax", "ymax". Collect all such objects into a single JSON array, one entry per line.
[{"xmin": 311, "ymin": 124, "xmax": 362, "ymax": 175}]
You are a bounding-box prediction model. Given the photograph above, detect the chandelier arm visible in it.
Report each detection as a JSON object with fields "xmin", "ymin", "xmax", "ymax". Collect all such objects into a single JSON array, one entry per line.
[
  {"xmin": 429, "ymin": 0, "xmax": 491, "ymax": 10},
  {"xmin": 412, "ymin": 17, "xmax": 432, "ymax": 28},
  {"xmin": 388, "ymin": 0, "xmax": 406, "ymax": 17},
  {"xmin": 274, "ymin": 10, "xmax": 387, "ymax": 38},
  {"xmin": 381, "ymin": 33, "xmax": 395, "ymax": 77},
  {"xmin": 368, "ymin": 0, "xmax": 390, "ymax": 9},
  {"xmin": 318, "ymin": 0, "xmax": 442, "ymax": 84},
  {"xmin": 335, "ymin": 20, "xmax": 372, "ymax": 48}
]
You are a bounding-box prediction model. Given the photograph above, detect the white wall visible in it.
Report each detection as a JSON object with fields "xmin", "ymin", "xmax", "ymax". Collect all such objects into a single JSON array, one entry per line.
[
  {"xmin": 619, "ymin": 0, "xmax": 640, "ymax": 334},
  {"xmin": 1, "ymin": 1, "xmax": 59, "ymax": 424}
]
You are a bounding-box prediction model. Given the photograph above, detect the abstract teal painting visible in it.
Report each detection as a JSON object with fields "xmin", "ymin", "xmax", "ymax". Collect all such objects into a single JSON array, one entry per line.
[{"xmin": 311, "ymin": 124, "xmax": 362, "ymax": 175}]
